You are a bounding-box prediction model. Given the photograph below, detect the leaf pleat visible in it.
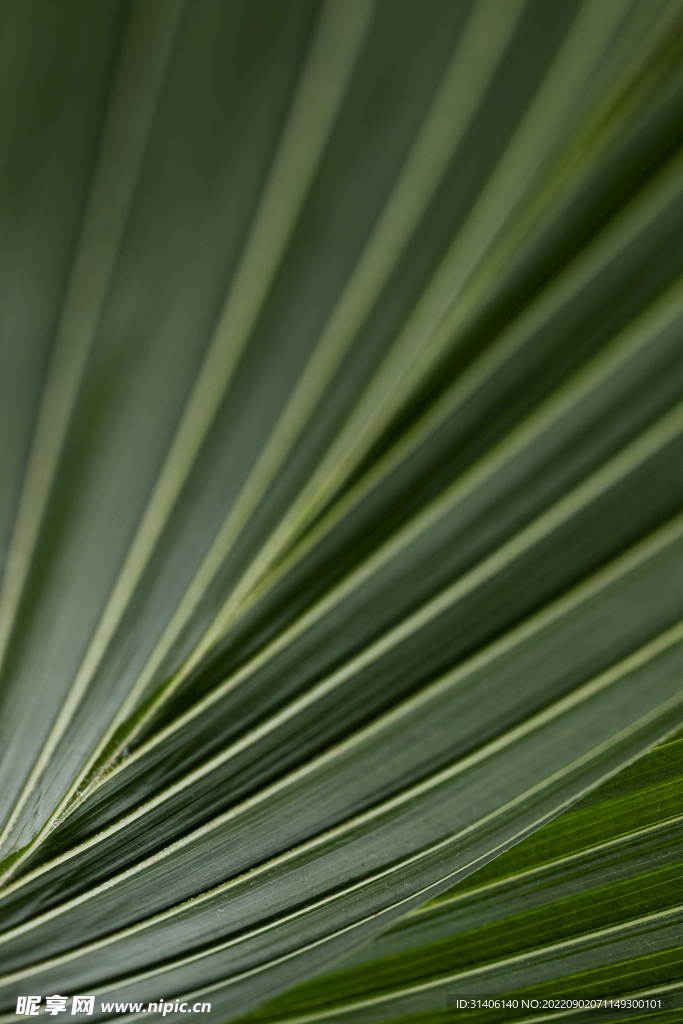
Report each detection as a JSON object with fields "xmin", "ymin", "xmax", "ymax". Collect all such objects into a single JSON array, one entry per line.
[
  {"xmin": 0, "ymin": 2, "xmax": 682, "ymax": 1021},
  {"xmin": 233, "ymin": 736, "xmax": 683, "ymax": 1024}
]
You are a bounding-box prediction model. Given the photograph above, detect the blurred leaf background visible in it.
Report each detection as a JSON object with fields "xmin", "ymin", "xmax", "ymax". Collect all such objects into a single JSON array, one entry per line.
[{"xmin": 0, "ymin": 0, "xmax": 682, "ymax": 1021}]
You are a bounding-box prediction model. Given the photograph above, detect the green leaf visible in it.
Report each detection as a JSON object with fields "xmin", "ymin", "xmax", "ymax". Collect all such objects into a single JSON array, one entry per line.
[
  {"xmin": 1, "ymin": 1, "xmax": 683, "ymax": 1022},
  {"xmin": 238, "ymin": 731, "xmax": 683, "ymax": 1023}
]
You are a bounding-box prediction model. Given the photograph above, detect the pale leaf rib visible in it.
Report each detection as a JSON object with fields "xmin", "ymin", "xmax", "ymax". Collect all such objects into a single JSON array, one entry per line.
[
  {"xmin": 0, "ymin": 0, "xmax": 186, "ymax": 848},
  {"xmin": 195, "ymin": 903, "xmax": 683, "ymax": 1024},
  {"xmin": 82, "ymin": 0, "xmax": 526, "ymax": 771},
  {"xmin": 187, "ymin": 142, "xmax": 683, "ymax": 654},
  {"xmin": 2, "ymin": 685, "xmax": 681, "ymax": 994},
  {"xmin": 89, "ymin": 281, "xmax": 683, "ymax": 774},
  {"xmin": 5, "ymin": 505, "xmax": 683, "ymax": 905},
  {"xmin": 33, "ymin": 699, "xmax": 683, "ymax": 1004},
  {"xmin": 1, "ymin": 605, "xmax": 681, "ymax": 957},
  {"xmin": 45, "ymin": 0, "xmax": 677, "ymax": 828},
  {"xmin": 0, "ymin": 4, "xmax": 681, "ymax": 1013},
  {"xmin": 408, "ymin": 812, "xmax": 683, "ymax": 914},
  {"xmin": 247, "ymin": 0, "xmax": 636, "ymax": 550},
  {"xmin": 109, "ymin": 10, "xmax": 683, "ymax": 753},
  {"xmin": 0, "ymin": 0, "xmax": 373, "ymax": 879}
]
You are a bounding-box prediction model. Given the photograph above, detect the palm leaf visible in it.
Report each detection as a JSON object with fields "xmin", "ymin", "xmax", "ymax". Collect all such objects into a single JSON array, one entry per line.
[
  {"xmin": 238, "ymin": 729, "xmax": 683, "ymax": 1023},
  {"xmin": 0, "ymin": 1, "xmax": 682, "ymax": 1021}
]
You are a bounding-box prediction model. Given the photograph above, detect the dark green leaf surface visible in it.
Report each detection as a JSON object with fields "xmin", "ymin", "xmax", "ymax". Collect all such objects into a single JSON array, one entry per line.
[
  {"xmin": 0, "ymin": 1, "xmax": 682, "ymax": 1021},
  {"xmin": 237, "ymin": 733, "xmax": 683, "ymax": 1023}
]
